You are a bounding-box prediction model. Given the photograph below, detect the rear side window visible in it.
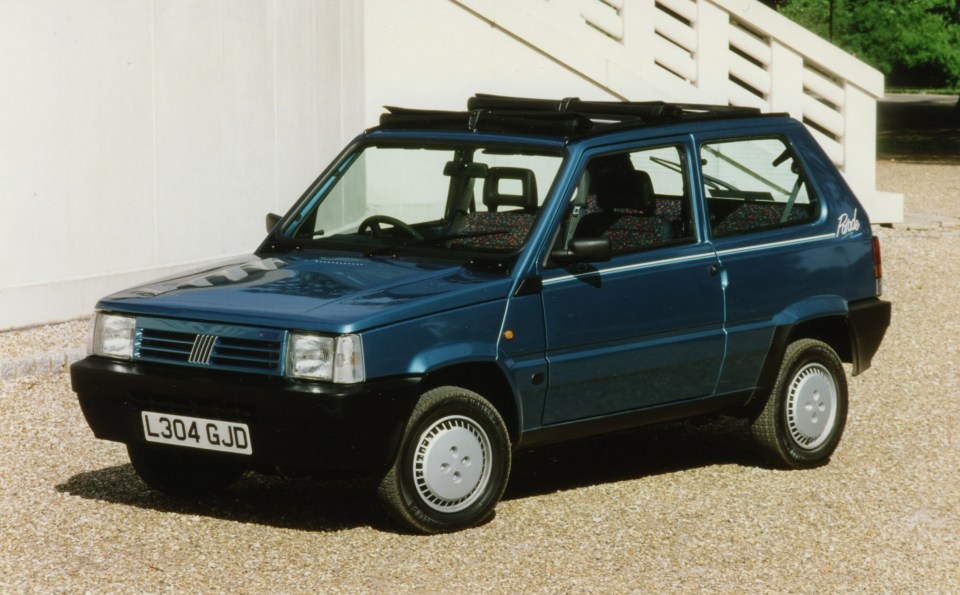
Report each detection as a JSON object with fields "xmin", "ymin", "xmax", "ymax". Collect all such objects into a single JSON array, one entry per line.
[{"xmin": 701, "ymin": 137, "xmax": 820, "ymax": 237}]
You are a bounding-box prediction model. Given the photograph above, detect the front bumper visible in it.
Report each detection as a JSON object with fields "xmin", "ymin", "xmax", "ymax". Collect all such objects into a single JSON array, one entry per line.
[{"xmin": 70, "ymin": 357, "xmax": 422, "ymax": 471}]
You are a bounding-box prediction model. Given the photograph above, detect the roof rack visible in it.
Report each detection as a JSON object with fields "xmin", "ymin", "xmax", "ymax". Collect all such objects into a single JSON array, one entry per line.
[{"xmin": 378, "ymin": 94, "xmax": 763, "ymax": 137}]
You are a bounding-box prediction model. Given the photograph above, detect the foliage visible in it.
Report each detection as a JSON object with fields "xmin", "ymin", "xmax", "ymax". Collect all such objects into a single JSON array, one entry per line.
[{"xmin": 760, "ymin": 0, "xmax": 960, "ymax": 88}]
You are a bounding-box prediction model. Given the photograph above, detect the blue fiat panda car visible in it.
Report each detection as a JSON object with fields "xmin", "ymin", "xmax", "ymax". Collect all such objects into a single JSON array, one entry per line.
[{"xmin": 71, "ymin": 94, "xmax": 890, "ymax": 533}]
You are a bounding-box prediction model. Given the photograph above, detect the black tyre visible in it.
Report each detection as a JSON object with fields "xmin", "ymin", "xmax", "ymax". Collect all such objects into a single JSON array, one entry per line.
[
  {"xmin": 127, "ymin": 444, "xmax": 244, "ymax": 498},
  {"xmin": 751, "ymin": 339, "xmax": 848, "ymax": 469},
  {"xmin": 377, "ymin": 386, "xmax": 512, "ymax": 534}
]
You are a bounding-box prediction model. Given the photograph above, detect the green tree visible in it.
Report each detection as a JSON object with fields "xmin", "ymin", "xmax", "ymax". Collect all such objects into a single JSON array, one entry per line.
[{"xmin": 763, "ymin": 0, "xmax": 960, "ymax": 88}]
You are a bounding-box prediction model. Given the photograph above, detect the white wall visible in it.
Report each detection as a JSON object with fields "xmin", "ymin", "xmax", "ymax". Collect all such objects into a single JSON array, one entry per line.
[
  {"xmin": 1, "ymin": 0, "xmax": 625, "ymax": 330},
  {"xmin": 362, "ymin": 0, "xmax": 621, "ymax": 120},
  {"xmin": 0, "ymin": 0, "xmax": 365, "ymax": 330}
]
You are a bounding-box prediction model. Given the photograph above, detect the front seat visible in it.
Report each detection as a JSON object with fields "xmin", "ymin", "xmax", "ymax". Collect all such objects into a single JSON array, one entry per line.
[
  {"xmin": 574, "ymin": 156, "xmax": 670, "ymax": 253},
  {"xmin": 449, "ymin": 167, "xmax": 538, "ymax": 251}
]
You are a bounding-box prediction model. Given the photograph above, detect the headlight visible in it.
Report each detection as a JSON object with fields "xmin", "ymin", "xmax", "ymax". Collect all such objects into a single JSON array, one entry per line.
[
  {"xmin": 286, "ymin": 333, "xmax": 365, "ymax": 384},
  {"xmin": 90, "ymin": 312, "xmax": 136, "ymax": 360}
]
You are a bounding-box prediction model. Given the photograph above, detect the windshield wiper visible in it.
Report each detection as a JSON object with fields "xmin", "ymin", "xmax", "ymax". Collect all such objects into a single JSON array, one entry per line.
[{"xmin": 364, "ymin": 230, "xmax": 515, "ymax": 257}]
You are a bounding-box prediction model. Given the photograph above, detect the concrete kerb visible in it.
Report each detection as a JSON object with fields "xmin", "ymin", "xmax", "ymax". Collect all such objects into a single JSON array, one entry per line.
[
  {"xmin": 0, "ymin": 348, "xmax": 88, "ymax": 382},
  {"xmin": 893, "ymin": 211, "xmax": 960, "ymax": 231}
]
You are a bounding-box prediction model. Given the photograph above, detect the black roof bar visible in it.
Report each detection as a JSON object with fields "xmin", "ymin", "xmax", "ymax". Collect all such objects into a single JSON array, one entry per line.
[
  {"xmin": 469, "ymin": 93, "xmax": 761, "ymax": 120},
  {"xmin": 378, "ymin": 94, "xmax": 765, "ymax": 137}
]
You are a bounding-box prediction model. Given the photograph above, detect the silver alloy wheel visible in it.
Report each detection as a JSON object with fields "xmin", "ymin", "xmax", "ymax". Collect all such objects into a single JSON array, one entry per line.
[
  {"xmin": 785, "ymin": 363, "xmax": 838, "ymax": 450},
  {"xmin": 412, "ymin": 415, "xmax": 492, "ymax": 513}
]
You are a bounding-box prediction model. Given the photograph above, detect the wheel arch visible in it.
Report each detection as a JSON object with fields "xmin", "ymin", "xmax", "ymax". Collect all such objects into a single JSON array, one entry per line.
[
  {"xmin": 744, "ymin": 313, "xmax": 854, "ymax": 415},
  {"xmin": 788, "ymin": 315, "xmax": 853, "ymax": 363},
  {"xmin": 419, "ymin": 361, "xmax": 521, "ymax": 446}
]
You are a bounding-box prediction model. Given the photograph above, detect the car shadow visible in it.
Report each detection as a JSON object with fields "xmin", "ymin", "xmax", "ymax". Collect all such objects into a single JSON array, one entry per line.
[
  {"xmin": 57, "ymin": 416, "xmax": 762, "ymax": 533},
  {"xmin": 505, "ymin": 416, "xmax": 759, "ymax": 501},
  {"xmin": 56, "ymin": 464, "xmax": 388, "ymax": 533}
]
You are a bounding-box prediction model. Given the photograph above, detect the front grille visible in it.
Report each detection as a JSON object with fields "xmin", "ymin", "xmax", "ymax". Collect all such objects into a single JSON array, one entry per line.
[{"xmin": 134, "ymin": 317, "xmax": 285, "ymax": 376}]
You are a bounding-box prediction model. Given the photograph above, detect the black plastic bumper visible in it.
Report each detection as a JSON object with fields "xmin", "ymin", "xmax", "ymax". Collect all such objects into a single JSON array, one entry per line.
[
  {"xmin": 70, "ymin": 357, "xmax": 422, "ymax": 472},
  {"xmin": 848, "ymin": 297, "xmax": 892, "ymax": 374}
]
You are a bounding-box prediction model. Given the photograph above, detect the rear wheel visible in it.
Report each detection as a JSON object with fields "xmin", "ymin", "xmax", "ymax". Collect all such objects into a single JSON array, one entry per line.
[
  {"xmin": 127, "ymin": 444, "xmax": 244, "ymax": 497},
  {"xmin": 377, "ymin": 386, "xmax": 511, "ymax": 533},
  {"xmin": 751, "ymin": 339, "xmax": 848, "ymax": 469}
]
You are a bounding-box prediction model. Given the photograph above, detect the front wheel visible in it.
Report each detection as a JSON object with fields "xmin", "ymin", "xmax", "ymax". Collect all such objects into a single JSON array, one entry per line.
[
  {"xmin": 377, "ymin": 386, "xmax": 512, "ymax": 533},
  {"xmin": 751, "ymin": 339, "xmax": 848, "ymax": 469}
]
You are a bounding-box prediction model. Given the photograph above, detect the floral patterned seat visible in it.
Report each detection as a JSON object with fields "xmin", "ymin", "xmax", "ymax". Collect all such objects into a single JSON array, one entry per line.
[
  {"xmin": 573, "ymin": 169, "xmax": 672, "ymax": 253},
  {"xmin": 451, "ymin": 211, "xmax": 535, "ymax": 251},
  {"xmin": 450, "ymin": 167, "xmax": 538, "ymax": 252},
  {"xmin": 655, "ymin": 197, "xmax": 682, "ymax": 222},
  {"xmin": 602, "ymin": 214, "xmax": 671, "ymax": 252},
  {"xmin": 713, "ymin": 202, "xmax": 811, "ymax": 236}
]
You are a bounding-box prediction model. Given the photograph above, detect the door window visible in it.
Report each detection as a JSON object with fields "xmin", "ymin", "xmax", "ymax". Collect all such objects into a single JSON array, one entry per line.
[{"xmin": 559, "ymin": 145, "xmax": 693, "ymax": 256}]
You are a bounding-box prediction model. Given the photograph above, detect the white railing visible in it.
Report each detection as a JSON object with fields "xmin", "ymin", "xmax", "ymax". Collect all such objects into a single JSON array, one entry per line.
[
  {"xmin": 453, "ymin": 0, "xmax": 901, "ymax": 222},
  {"xmin": 574, "ymin": 0, "xmax": 882, "ymax": 171}
]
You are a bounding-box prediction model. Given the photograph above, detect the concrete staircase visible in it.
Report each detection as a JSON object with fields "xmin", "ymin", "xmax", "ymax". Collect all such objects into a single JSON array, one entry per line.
[{"xmin": 453, "ymin": 0, "xmax": 903, "ymax": 222}]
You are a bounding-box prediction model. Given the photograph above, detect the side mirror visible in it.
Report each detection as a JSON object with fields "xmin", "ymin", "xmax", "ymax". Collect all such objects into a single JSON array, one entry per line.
[
  {"xmin": 265, "ymin": 213, "xmax": 281, "ymax": 233},
  {"xmin": 551, "ymin": 238, "xmax": 612, "ymax": 264}
]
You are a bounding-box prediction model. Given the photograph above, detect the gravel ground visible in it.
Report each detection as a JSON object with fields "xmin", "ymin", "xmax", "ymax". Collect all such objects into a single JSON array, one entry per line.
[{"xmin": 1, "ymin": 161, "xmax": 958, "ymax": 592}]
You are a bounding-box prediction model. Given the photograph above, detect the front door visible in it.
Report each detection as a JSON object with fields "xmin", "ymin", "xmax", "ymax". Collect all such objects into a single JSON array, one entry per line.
[{"xmin": 540, "ymin": 143, "xmax": 726, "ymax": 424}]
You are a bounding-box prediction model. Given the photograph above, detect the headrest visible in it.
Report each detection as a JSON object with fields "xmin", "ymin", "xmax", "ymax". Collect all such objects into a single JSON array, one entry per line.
[
  {"xmin": 483, "ymin": 167, "xmax": 538, "ymax": 212},
  {"xmin": 588, "ymin": 153, "xmax": 634, "ymax": 177},
  {"xmin": 594, "ymin": 168, "xmax": 655, "ymax": 213}
]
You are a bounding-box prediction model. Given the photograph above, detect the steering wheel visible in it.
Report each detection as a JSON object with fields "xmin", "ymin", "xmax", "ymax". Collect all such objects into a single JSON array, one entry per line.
[{"xmin": 357, "ymin": 215, "xmax": 424, "ymax": 240}]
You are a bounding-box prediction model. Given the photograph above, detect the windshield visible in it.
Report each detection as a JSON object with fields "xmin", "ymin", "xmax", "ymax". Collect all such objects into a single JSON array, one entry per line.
[{"xmin": 278, "ymin": 143, "xmax": 564, "ymax": 258}]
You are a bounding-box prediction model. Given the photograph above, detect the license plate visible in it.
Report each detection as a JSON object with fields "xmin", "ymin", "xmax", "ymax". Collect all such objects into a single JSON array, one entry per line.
[{"xmin": 141, "ymin": 411, "xmax": 252, "ymax": 455}]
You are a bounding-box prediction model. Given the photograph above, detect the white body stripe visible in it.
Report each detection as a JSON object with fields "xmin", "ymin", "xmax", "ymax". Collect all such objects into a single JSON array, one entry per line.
[{"xmin": 542, "ymin": 234, "xmax": 835, "ymax": 286}]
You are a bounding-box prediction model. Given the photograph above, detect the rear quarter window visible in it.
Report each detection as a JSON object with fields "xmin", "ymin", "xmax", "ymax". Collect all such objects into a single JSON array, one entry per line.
[{"xmin": 701, "ymin": 137, "xmax": 820, "ymax": 237}]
